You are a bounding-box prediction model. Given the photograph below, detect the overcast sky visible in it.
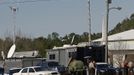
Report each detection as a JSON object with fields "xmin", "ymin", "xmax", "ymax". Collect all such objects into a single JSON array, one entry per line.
[{"xmin": 0, "ymin": 0, "xmax": 134, "ymax": 38}]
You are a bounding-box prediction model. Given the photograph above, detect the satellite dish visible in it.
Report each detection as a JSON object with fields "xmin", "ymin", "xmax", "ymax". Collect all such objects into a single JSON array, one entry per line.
[{"xmin": 7, "ymin": 44, "xmax": 16, "ymax": 58}]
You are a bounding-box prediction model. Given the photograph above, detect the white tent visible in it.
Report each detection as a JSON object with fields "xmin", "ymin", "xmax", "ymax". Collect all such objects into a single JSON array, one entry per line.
[
  {"xmin": 94, "ymin": 29, "xmax": 134, "ymax": 50},
  {"xmin": 94, "ymin": 29, "xmax": 134, "ymax": 41}
]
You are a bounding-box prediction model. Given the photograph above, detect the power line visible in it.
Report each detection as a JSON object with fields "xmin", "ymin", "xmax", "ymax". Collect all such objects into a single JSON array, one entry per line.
[{"xmin": 0, "ymin": 0, "xmax": 51, "ymax": 5}]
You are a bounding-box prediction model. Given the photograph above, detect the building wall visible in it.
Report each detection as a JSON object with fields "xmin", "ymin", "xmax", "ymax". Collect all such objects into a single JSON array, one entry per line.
[
  {"xmin": 65, "ymin": 48, "xmax": 77, "ymax": 66},
  {"xmin": 59, "ymin": 49, "xmax": 66, "ymax": 66},
  {"xmin": 111, "ymin": 53, "xmax": 134, "ymax": 68},
  {"xmin": 47, "ymin": 50, "xmax": 59, "ymax": 62},
  {"xmin": 107, "ymin": 40, "xmax": 134, "ymax": 67},
  {"xmin": 108, "ymin": 40, "xmax": 134, "ymax": 67},
  {"xmin": 126, "ymin": 54, "xmax": 134, "ymax": 62}
]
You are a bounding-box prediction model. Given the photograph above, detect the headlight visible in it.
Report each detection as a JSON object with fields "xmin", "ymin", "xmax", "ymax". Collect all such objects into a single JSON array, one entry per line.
[
  {"xmin": 47, "ymin": 73, "xmax": 51, "ymax": 75},
  {"xmin": 99, "ymin": 69, "xmax": 105, "ymax": 72},
  {"xmin": 52, "ymin": 67, "xmax": 58, "ymax": 71}
]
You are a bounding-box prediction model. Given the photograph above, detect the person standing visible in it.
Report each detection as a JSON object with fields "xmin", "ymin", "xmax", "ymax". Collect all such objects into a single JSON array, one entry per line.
[
  {"xmin": 128, "ymin": 61, "xmax": 133, "ymax": 75},
  {"xmin": 88, "ymin": 60, "xmax": 95, "ymax": 75}
]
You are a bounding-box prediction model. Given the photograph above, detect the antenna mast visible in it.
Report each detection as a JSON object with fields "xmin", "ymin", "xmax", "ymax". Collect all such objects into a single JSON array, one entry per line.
[{"xmin": 10, "ymin": 6, "xmax": 18, "ymax": 44}]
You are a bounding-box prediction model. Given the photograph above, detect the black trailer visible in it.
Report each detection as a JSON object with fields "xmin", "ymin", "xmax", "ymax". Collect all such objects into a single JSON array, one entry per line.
[{"xmin": 76, "ymin": 45, "xmax": 105, "ymax": 63}]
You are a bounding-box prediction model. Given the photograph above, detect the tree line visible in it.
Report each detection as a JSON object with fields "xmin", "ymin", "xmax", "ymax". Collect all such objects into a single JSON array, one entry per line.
[{"xmin": 0, "ymin": 32, "xmax": 101, "ymax": 58}]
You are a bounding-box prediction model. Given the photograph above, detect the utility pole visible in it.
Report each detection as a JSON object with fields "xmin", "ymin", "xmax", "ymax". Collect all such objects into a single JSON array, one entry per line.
[
  {"xmin": 104, "ymin": 0, "xmax": 111, "ymax": 63},
  {"xmin": 103, "ymin": 0, "xmax": 121, "ymax": 63},
  {"xmin": 88, "ymin": 0, "xmax": 91, "ymax": 45}
]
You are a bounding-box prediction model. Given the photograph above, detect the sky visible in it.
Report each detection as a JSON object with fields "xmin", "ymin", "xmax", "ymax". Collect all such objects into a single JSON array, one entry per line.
[{"xmin": 0, "ymin": 0, "xmax": 134, "ymax": 38}]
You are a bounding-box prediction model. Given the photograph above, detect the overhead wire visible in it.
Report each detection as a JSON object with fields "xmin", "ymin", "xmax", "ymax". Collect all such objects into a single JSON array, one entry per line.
[{"xmin": 0, "ymin": 0, "xmax": 52, "ymax": 5}]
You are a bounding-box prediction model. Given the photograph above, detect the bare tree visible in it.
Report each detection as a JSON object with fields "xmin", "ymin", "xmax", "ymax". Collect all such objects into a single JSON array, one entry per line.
[{"xmin": 112, "ymin": 37, "xmax": 128, "ymax": 67}]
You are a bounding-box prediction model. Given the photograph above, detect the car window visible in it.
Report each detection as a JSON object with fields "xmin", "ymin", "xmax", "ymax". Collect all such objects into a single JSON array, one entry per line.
[
  {"xmin": 29, "ymin": 68, "xmax": 35, "ymax": 73},
  {"xmin": 41, "ymin": 63, "xmax": 48, "ymax": 68},
  {"xmin": 22, "ymin": 68, "xmax": 28, "ymax": 73},
  {"xmin": 48, "ymin": 62, "xmax": 59, "ymax": 67},
  {"xmin": 34, "ymin": 67, "xmax": 43, "ymax": 72},
  {"xmin": 37, "ymin": 62, "xmax": 48, "ymax": 68},
  {"xmin": 9, "ymin": 68, "xmax": 21, "ymax": 74}
]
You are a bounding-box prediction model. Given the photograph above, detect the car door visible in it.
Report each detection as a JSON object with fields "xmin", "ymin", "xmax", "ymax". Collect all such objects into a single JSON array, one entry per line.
[
  {"xmin": 21, "ymin": 68, "xmax": 28, "ymax": 75},
  {"xmin": 29, "ymin": 68, "xmax": 36, "ymax": 75}
]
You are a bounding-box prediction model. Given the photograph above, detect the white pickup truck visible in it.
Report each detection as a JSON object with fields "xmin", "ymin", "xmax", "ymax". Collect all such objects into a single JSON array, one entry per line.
[{"xmin": 13, "ymin": 66, "xmax": 60, "ymax": 75}]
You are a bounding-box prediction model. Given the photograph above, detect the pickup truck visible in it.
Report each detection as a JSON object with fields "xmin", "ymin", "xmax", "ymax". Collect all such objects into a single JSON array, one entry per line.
[{"xmin": 13, "ymin": 66, "xmax": 60, "ymax": 75}]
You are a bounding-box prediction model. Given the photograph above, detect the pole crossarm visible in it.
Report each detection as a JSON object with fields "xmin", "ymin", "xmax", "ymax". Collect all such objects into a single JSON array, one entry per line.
[{"xmin": 109, "ymin": 7, "xmax": 122, "ymax": 11}]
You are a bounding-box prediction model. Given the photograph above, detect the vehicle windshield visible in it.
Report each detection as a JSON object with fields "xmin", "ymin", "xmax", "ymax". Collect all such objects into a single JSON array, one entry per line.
[
  {"xmin": 96, "ymin": 64, "xmax": 110, "ymax": 69},
  {"xmin": 36, "ymin": 62, "xmax": 49, "ymax": 68},
  {"xmin": 34, "ymin": 67, "xmax": 44, "ymax": 72},
  {"xmin": 36, "ymin": 61, "xmax": 60, "ymax": 69},
  {"xmin": 48, "ymin": 62, "xmax": 59, "ymax": 67}
]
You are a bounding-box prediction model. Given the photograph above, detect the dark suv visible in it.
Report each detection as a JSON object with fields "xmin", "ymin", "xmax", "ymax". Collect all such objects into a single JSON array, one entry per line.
[{"xmin": 95, "ymin": 63, "xmax": 116, "ymax": 75}]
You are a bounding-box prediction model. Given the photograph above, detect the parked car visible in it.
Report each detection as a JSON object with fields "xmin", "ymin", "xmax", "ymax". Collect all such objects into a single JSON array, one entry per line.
[
  {"xmin": 9, "ymin": 68, "xmax": 22, "ymax": 75},
  {"xmin": 36, "ymin": 61, "xmax": 68, "ymax": 74},
  {"xmin": 0, "ymin": 67, "xmax": 4, "ymax": 75},
  {"xmin": 13, "ymin": 66, "xmax": 60, "ymax": 75},
  {"xmin": 95, "ymin": 63, "xmax": 115, "ymax": 75}
]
